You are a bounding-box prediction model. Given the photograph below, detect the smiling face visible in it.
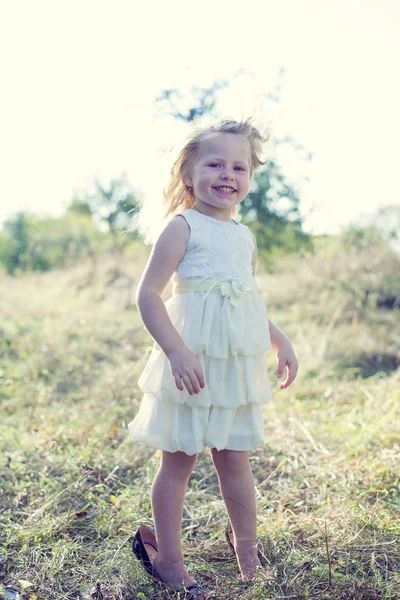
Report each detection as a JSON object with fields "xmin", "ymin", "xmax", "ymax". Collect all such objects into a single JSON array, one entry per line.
[{"xmin": 185, "ymin": 133, "xmax": 252, "ymax": 218}]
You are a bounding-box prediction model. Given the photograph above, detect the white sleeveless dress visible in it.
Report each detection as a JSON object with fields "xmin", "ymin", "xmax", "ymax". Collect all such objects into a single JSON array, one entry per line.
[{"xmin": 128, "ymin": 209, "xmax": 273, "ymax": 455}]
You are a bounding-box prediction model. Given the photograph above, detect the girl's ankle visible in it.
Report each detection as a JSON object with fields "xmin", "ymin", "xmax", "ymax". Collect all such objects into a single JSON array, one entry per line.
[
  {"xmin": 154, "ymin": 555, "xmax": 186, "ymax": 573},
  {"xmin": 234, "ymin": 539, "xmax": 258, "ymax": 556},
  {"xmin": 236, "ymin": 548, "xmax": 259, "ymax": 563}
]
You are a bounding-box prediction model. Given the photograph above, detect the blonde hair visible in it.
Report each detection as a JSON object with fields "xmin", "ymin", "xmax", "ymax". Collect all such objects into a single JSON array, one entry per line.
[{"xmin": 133, "ymin": 118, "xmax": 270, "ymax": 244}]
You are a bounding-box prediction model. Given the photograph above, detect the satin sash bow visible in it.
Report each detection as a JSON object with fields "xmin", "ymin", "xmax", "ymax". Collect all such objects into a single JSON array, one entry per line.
[{"xmin": 172, "ymin": 270, "xmax": 257, "ymax": 307}]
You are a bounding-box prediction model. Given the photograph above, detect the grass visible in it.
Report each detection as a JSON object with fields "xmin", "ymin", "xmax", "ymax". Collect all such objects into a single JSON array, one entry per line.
[{"xmin": 0, "ymin": 247, "xmax": 399, "ymax": 600}]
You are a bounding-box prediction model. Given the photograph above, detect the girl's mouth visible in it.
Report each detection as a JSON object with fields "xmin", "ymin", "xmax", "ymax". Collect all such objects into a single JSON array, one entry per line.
[{"xmin": 213, "ymin": 186, "xmax": 236, "ymax": 195}]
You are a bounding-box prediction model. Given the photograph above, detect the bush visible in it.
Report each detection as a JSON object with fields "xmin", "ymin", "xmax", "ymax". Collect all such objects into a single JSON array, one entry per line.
[{"xmin": 0, "ymin": 212, "xmax": 111, "ymax": 274}]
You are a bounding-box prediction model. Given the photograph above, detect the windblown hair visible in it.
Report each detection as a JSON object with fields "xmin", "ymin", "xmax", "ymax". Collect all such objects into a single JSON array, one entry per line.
[{"xmin": 134, "ymin": 118, "xmax": 270, "ymax": 245}]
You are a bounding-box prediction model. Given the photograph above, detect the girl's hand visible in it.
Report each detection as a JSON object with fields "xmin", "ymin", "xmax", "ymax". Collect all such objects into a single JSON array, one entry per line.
[
  {"xmin": 276, "ymin": 340, "xmax": 299, "ymax": 389},
  {"xmin": 166, "ymin": 346, "xmax": 205, "ymax": 395}
]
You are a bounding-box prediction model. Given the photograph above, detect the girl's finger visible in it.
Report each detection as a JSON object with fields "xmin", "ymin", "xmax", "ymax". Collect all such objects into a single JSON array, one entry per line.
[
  {"xmin": 194, "ymin": 366, "xmax": 205, "ymax": 389},
  {"xmin": 288, "ymin": 363, "xmax": 299, "ymax": 384},
  {"xmin": 181, "ymin": 373, "xmax": 194, "ymax": 395},
  {"xmin": 188, "ymin": 371, "xmax": 201, "ymax": 394},
  {"xmin": 276, "ymin": 358, "xmax": 286, "ymax": 378},
  {"xmin": 280, "ymin": 363, "xmax": 298, "ymax": 388},
  {"xmin": 174, "ymin": 373, "xmax": 184, "ymax": 391}
]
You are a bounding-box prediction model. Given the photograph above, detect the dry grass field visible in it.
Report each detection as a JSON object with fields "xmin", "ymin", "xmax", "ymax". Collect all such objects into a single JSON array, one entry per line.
[{"xmin": 1, "ymin": 237, "xmax": 399, "ymax": 599}]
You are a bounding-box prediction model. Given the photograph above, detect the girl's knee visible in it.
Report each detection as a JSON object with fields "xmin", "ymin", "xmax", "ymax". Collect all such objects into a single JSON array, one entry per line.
[
  {"xmin": 211, "ymin": 448, "xmax": 250, "ymax": 474},
  {"xmin": 160, "ymin": 450, "xmax": 197, "ymax": 479}
]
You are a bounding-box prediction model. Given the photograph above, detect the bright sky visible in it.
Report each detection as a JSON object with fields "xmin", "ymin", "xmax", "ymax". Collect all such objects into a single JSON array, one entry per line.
[{"xmin": 1, "ymin": 0, "xmax": 399, "ymax": 234}]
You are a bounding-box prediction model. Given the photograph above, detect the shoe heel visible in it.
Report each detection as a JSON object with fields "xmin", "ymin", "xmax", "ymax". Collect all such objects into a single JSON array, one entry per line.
[
  {"xmin": 132, "ymin": 526, "xmax": 157, "ymax": 578},
  {"xmin": 225, "ymin": 520, "xmax": 235, "ymax": 554},
  {"xmin": 132, "ymin": 535, "xmax": 142, "ymax": 560}
]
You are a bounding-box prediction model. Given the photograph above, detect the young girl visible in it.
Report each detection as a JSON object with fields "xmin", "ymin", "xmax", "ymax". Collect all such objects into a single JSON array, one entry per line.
[{"xmin": 128, "ymin": 119, "xmax": 298, "ymax": 596}]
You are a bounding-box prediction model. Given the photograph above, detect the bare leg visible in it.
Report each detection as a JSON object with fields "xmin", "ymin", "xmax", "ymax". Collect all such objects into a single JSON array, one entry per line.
[
  {"xmin": 211, "ymin": 448, "xmax": 261, "ymax": 579},
  {"xmin": 151, "ymin": 450, "xmax": 197, "ymax": 589}
]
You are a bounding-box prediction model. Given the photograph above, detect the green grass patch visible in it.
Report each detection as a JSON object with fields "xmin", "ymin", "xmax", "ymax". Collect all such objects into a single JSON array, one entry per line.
[{"xmin": 1, "ymin": 251, "xmax": 399, "ymax": 599}]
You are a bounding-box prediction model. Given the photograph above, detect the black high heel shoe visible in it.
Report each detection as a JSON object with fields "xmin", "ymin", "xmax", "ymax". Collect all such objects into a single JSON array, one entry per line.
[
  {"xmin": 225, "ymin": 520, "xmax": 266, "ymax": 566},
  {"xmin": 132, "ymin": 524, "xmax": 207, "ymax": 598}
]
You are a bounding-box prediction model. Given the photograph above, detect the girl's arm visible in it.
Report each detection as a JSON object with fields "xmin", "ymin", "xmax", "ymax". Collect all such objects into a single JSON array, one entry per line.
[
  {"xmin": 136, "ymin": 216, "xmax": 205, "ymax": 395},
  {"xmin": 136, "ymin": 216, "xmax": 188, "ymax": 355},
  {"xmin": 251, "ymin": 232, "xmax": 299, "ymax": 389}
]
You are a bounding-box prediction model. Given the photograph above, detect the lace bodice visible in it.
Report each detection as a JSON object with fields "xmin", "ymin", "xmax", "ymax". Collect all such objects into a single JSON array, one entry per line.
[{"xmin": 172, "ymin": 209, "xmax": 255, "ymax": 282}]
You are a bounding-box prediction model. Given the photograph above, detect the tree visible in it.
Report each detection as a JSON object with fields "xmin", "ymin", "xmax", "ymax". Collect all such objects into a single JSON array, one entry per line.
[
  {"xmin": 240, "ymin": 159, "xmax": 311, "ymax": 257},
  {"xmin": 0, "ymin": 211, "xmax": 108, "ymax": 274},
  {"xmin": 67, "ymin": 198, "xmax": 93, "ymax": 218},
  {"xmin": 73, "ymin": 173, "xmax": 140, "ymax": 252},
  {"xmin": 372, "ymin": 204, "xmax": 400, "ymax": 246},
  {"xmin": 155, "ymin": 79, "xmax": 230, "ymax": 122},
  {"xmin": 0, "ymin": 212, "xmax": 30, "ymax": 274}
]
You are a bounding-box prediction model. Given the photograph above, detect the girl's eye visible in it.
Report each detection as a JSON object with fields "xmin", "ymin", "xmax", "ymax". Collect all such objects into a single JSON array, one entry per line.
[{"xmin": 209, "ymin": 163, "xmax": 245, "ymax": 171}]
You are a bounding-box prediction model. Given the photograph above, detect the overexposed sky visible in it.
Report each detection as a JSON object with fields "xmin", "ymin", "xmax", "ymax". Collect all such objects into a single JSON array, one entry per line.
[{"xmin": 1, "ymin": 0, "xmax": 399, "ymax": 234}]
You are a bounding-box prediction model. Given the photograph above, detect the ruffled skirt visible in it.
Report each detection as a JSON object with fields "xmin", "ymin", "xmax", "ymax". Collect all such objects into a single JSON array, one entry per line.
[{"xmin": 128, "ymin": 278, "xmax": 272, "ymax": 455}]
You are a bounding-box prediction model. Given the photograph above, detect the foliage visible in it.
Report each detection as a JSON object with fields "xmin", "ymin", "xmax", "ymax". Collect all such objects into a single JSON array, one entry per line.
[
  {"xmin": 0, "ymin": 212, "xmax": 109, "ymax": 275},
  {"xmin": 264, "ymin": 225, "xmax": 400, "ymax": 376},
  {"xmin": 74, "ymin": 173, "xmax": 140, "ymax": 250},
  {"xmin": 155, "ymin": 79, "xmax": 231, "ymax": 122},
  {"xmin": 66, "ymin": 198, "xmax": 93, "ymax": 218},
  {"xmin": 240, "ymin": 160, "xmax": 312, "ymax": 262},
  {"xmin": 360, "ymin": 204, "xmax": 400, "ymax": 246},
  {"xmin": 0, "ymin": 172, "xmax": 143, "ymax": 275}
]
